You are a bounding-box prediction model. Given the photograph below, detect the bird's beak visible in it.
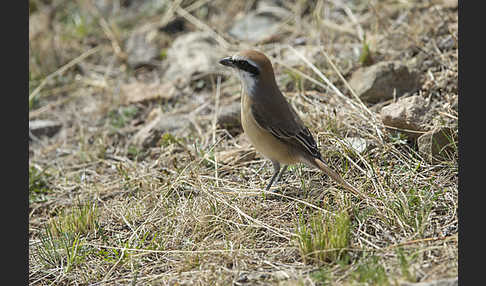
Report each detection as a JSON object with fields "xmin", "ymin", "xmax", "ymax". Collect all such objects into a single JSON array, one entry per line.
[{"xmin": 219, "ymin": 56, "xmax": 234, "ymax": 67}]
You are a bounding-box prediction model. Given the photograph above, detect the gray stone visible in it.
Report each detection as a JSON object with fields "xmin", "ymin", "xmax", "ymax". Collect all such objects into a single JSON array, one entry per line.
[
  {"xmin": 380, "ymin": 95, "xmax": 431, "ymax": 140},
  {"xmin": 349, "ymin": 61, "xmax": 420, "ymax": 103},
  {"xmin": 163, "ymin": 32, "xmax": 225, "ymax": 82},
  {"xmin": 236, "ymin": 273, "xmax": 249, "ymax": 283},
  {"xmin": 125, "ymin": 27, "xmax": 160, "ymax": 68},
  {"xmin": 236, "ymin": 271, "xmax": 272, "ymax": 283},
  {"xmin": 29, "ymin": 120, "xmax": 62, "ymax": 139},
  {"xmin": 131, "ymin": 112, "xmax": 191, "ymax": 148},
  {"xmin": 344, "ymin": 137, "xmax": 368, "ymax": 154},
  {"xmin": 417, "ymin": 127, "xmax": 456, "ymax": 162},
  {"xmin": 228, "ymin": 12, "xmax": 281, "ymax": 43},
  {"xmin": 272, "ymin": 270, "xmax": 290, "ymax": 281}
]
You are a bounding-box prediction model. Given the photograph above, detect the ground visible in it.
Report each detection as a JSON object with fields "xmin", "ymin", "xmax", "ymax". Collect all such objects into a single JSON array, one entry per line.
[{"xmin": 29, "ymin": 0, "xmax": 458, "ymax": 285}]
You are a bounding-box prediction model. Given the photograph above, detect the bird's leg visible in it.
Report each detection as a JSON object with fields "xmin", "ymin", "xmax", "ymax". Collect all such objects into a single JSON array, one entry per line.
[
  {"xmin": 275, "ymin": 165, "xmax": 288, "ymax": 185},
  {"xmin": 265, "ymin": 161, "xmax": 281, "ymax": 191}
]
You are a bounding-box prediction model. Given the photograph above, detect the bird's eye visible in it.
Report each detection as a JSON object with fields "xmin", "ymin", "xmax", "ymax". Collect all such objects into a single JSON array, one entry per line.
[{"xmin": 236, "ymin": 60, "xmax": 259, "ymax": 76}]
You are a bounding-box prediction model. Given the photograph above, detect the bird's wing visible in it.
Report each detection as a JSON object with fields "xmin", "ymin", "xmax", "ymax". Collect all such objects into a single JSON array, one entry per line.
[{"xmin": 250, "ymin": 94, "xmax": 322, "ymax": 159}]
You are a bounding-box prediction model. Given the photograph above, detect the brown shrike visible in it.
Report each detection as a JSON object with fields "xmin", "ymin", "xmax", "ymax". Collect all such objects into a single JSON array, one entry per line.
[{"xmin": 219, "ymin": 50, "xmax": 362, "ymax": 197}]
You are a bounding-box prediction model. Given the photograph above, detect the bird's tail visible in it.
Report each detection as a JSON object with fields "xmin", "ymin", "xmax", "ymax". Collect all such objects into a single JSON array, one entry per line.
[{"xmin": 312, "ymin": 157, "xmax": 363, "ymax": 198}]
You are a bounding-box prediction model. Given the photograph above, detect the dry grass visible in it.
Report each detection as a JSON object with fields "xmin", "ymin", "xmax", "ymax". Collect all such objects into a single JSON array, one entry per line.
[{"xmin": 29, "ymin": 0, "xmax": 457, "ymax": 285}]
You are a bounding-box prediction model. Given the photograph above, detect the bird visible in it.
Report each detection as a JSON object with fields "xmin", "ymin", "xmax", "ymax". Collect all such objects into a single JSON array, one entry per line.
[{"xmin": 219, "ymin": 50, "xmax": 362, "ymax": 198}]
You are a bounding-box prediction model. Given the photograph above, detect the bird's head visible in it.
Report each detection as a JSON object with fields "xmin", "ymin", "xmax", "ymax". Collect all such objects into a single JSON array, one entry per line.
[{"xmin": 219, "ymin": 50, "xmax": 277, "ymax": 95}]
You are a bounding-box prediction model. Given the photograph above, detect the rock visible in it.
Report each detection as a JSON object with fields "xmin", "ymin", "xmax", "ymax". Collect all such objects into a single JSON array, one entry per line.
[
  {"xmin": 380, "ymin": 95, "xmax": 431, "ymax": 140},
  {"xmin": 236, "ymin": 271, "xmax": 272, "ymax": 283},
  {"xmin": 120, "ymin": 81, "xmax": 176, "ymax": 105},
  {"xmin": 249, "ymin": 272, "xmax": 268, "ymax": 280},
  {"xmin": 400, "ymin": 277, "xmax": 458, "ymax": 286},
  {"xmin": 130, "ymin": 113, "xmax": 191, "ymax": 148},
  {"xmin": 125, "ymin": 27, "xmax": 160, "ymax": 68},
  {"xmin": 163, "ymin": 32, "xmax": 225, "ymax": 82},
  {"xmin": 348, "ymin": 61, "xmax": 420, "ymax": 103},
  {"xmin": 29, "ymin": 120, "xmax": 62, "ymax": 140},
  {"xmin": 216, "ymin": 101, "xmax": 242, "ymax": 135},
  {"xmin": 437, "ymin": 35, "xmax": 455, "ymax": 52},
  {"xmin": 228, "ymin": 12, "xmax": 282, "ymax": 43},
  {"xmin": 236, "ymin": 273, "xmax": 249, "ymax": 283},
  {"xmin": 417, "ymin": 127, "xmax": 456, "ymax": 162},
  {"xmin": 272, "ymin": 270, "xmax": 290, "ymax": 281},
  {"xmin": 344, "ymin": 137, "xmax": 368, "ymax": 154}
]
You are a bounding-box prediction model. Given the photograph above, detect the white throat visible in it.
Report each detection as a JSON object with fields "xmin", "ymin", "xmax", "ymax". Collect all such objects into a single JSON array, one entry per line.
[{"xmin": 237, "ymin": 70, "xmax": 258, "ymax": 96}]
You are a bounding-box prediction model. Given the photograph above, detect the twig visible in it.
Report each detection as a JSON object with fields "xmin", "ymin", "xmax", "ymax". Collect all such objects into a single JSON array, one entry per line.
[
  {"xmin": 175, "ymin": 6, "xmax": 230, "ymax": 49},
  {"xmin": 99, "ymin": 17, "xmax": 126, "ymax": 60},
  {"xmin": 286, "ymin": 44, "xmax": 382, "ymax": 143},
  {"xmin": 84, "ymin": 243, "xmax": 294, "ymax": 255},
  {"xmin": 333, "ymin": 0, "xmax": 365, "ymax": 41},
  {"xmin": 212, "ymin": 76, "xmax": 222, "ymax": 187},
  {"xmin": 382, "ymin": 235, "xmax": 457, "ymax": 250},
  {"xmin": 102, "ymin": 246, "xmax": 126, "ymax": 281},
  {"xmin": 29, "ymin": 46, "xmax": 101, "ymax": 102},
  {"xmin": 286, "ymin": 45, "xmax": 359, "ymax": 110},
  {"xmin": 205, "ymin": 190, "xmax": 294, "ymax": 240}
]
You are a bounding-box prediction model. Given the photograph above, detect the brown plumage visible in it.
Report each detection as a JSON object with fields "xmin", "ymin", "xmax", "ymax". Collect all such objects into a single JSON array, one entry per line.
[{"xmin": 219, "ymin": 50, "xmax": 362, "ymax": 197}]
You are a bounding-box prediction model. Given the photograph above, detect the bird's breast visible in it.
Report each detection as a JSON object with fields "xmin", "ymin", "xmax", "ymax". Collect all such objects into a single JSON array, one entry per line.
[{"xmin": 240, "ymin": 93, "xmax": 299, "ymax": 165}]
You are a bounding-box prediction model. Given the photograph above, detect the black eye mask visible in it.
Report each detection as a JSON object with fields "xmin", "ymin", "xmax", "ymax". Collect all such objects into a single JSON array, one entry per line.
[
  {"xmin": 234, "ymin": 60, "xmax": 260, "ymax": 76},
  {"xmin": 219, "ymin": 57, "xmax": 260, "ymax": 76}
]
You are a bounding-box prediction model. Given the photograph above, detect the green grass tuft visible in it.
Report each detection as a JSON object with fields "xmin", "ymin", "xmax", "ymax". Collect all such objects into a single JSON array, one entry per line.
[
  {"xmin": 29, "ymin": 166, "xmax": 52, "ymax": 204},
  {"xmin": 353, "ymin": 254, "xmax": 389, "ymax": 285},
  {"xmin": 35, "ymin": 227, "xmax": 86, "ymax": 273},
  {"xmin": 295, "ymin": 209, "xmax": 351, "ymax": 265},
  {"xmin": 48, "ymin": 200, "xmax": 100, "ymax": 238}
]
